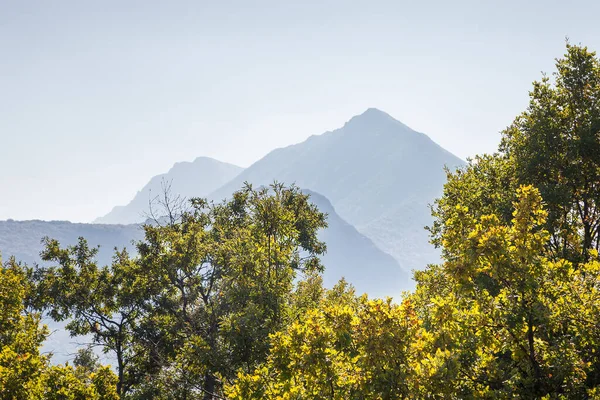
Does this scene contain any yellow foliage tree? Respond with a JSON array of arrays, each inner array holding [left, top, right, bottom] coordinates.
[[226, 281, 423, 399], [0, 257, 119, 400]]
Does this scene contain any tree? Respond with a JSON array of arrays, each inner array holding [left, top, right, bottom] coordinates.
[[0, 257, 47, 398], [36, 182, 327, 399], [421, 42, 600, 397], [131, 182, 327, 399], [501, 43, 600, 262], [415, 186, 600, 397], [35, 240, 144, 396], [0, 256, 118, 400], [431, 43, 600, 265], [429, 153, 517, 250], [73, 346, 101, 374], [226, 280, 423, 399]]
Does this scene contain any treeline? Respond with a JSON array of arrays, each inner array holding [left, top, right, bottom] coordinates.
[[2, 43, 600, 399]]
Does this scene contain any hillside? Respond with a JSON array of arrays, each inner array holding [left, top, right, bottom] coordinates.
[[210, 108, 465, 270], [96, 157, 243, 224], [0, 220, 143, 266], [302, 190, 411, 297]]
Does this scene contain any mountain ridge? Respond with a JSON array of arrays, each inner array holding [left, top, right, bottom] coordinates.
[[302, 189, 411, 296]]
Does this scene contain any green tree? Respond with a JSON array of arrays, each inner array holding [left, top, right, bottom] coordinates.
[[73, 346, 101, 374], [429, 153, 517, 251], [501, 43, 600, 262], [421, 42, 600, 397], [415, 186, 600, 397], [35, 240, 145, 396], [433, 43, 600, 265], [0, 257, 47, 398], [36, 183, 327, 399], [132, 182, 327, 399]]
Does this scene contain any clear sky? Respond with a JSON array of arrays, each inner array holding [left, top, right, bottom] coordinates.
[[1, 0, 599, 222]]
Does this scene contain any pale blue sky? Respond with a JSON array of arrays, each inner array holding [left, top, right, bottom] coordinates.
[[1, 0, 599, 222]]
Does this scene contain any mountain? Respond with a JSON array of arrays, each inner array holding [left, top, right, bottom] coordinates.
[[302, 190, 411, 297], [95, 157, 243, 224], [210, 108, 465, 271]]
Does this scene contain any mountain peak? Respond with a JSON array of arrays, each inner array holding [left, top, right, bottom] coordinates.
[[192, 156, 219, 163], [344, 108, 411, 132], [95, 157, 244, 224], [361, 107, 391, 118]]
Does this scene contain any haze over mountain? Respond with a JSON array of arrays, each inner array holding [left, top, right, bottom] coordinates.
[[210, 108, 465, 270], [301, 190, 411, 297], [96, 157, 243, 224], [0, 220, 144, 267]]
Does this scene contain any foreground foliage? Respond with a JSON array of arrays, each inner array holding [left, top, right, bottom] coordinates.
[[227, 186, 600, 399], [0, 258, 119, 400], [415, 186, 600, 398], [227, 280, 422, 399]]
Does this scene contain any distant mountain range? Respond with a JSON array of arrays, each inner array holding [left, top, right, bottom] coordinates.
[[1, 108, 464, 297], [0, 220, 143, 266], [95, 157, 243, 224]]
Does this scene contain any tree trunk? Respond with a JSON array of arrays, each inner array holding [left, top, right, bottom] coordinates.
[[116, 345, 124, 396], [527, 314, 542, 394], [202, 372, 217, 400]]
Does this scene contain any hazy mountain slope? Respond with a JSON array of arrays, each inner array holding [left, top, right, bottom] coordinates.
[[0, 220, 143, 267], [96, 157, 243, 224], [210, 108, 465, 270], [303, 190, 412, 297]]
